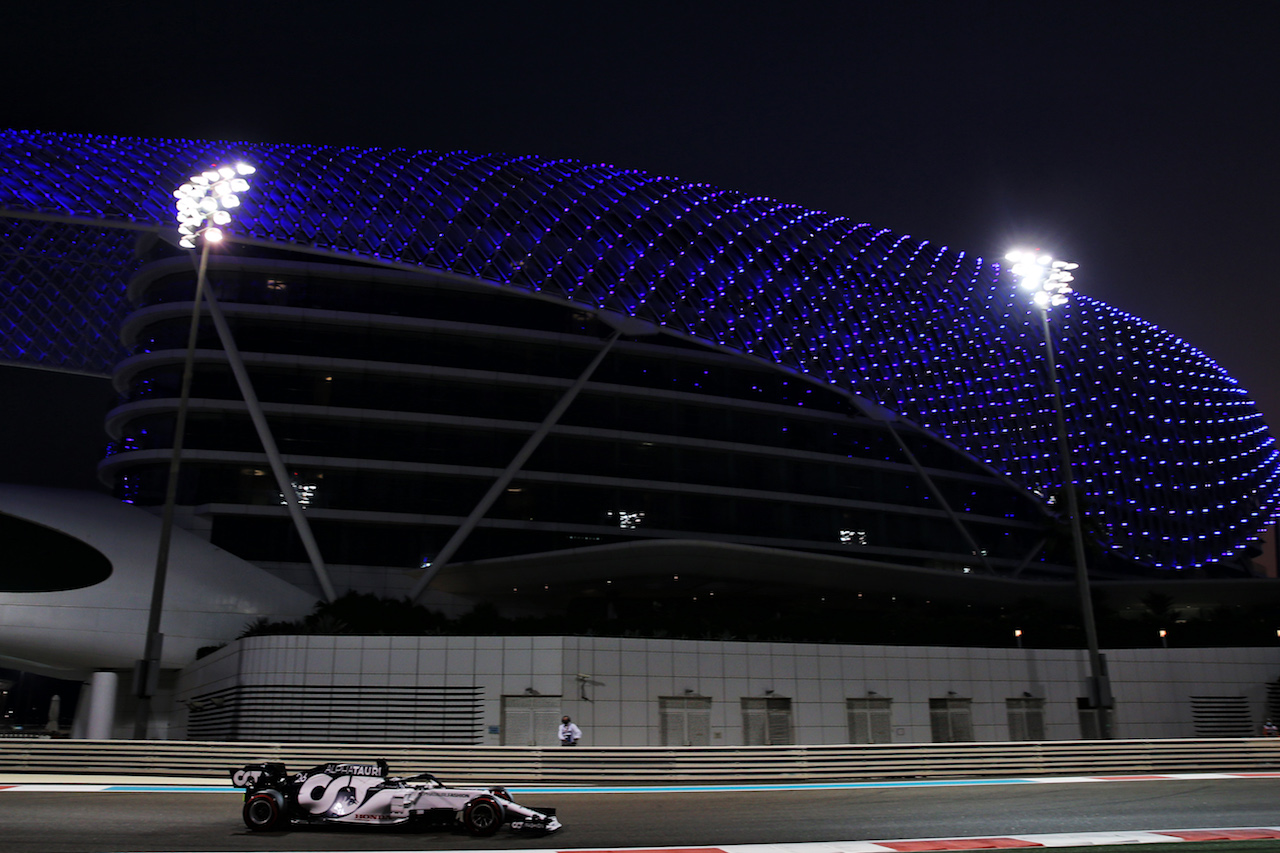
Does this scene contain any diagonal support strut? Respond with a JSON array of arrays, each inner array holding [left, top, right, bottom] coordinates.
[[409, 330, 623, 603]]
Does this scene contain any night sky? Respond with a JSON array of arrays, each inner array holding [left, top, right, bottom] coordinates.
[[6, 2, 1279, 446]]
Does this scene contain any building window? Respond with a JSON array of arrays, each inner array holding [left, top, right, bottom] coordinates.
[[500, 695, 562, 746], [929, 697, 973, 742], [1006, 697, 1045, 741], [1075, 698, 1115, 740], [846, 697, 893, 743], [606, 510, 645, 529], [659, 695, 712, 746], [741, 696, 792, 745]]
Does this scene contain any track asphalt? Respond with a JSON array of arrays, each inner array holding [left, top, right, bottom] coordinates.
[[3, 772, 1278, 851]]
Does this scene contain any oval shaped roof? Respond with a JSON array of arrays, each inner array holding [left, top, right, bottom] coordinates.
[[1, 128, 1276, 572]]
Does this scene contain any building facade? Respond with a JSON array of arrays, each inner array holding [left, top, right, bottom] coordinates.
[[2, 130, 1279, 732], [99, 253, 1058, 604], [169, 634, 1280, 745]]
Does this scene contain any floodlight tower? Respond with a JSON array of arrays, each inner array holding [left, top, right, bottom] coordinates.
[[1007, 249, 1113, 739], [133, 163, 254, 739]]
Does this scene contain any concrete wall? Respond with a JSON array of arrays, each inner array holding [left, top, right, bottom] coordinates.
[[0, 485, 317, 672], [172, 635, 1280, 744]]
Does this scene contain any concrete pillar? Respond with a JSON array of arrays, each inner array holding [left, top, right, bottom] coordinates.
[[86, 671, 118, 739]]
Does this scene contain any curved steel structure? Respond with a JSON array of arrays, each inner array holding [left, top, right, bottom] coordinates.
[[1, 128, 1277, 574]]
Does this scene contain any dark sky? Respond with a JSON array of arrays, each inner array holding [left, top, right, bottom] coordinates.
[[6, 0, 1279, 428]]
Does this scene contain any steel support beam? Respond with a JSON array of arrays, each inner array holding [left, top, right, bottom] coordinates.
[[200, 285, 336, 602], [410, 330, 622, 603], [880, 418, 996, 576]]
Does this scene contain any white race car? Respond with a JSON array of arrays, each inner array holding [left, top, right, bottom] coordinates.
[[230, 760, 561, 835]]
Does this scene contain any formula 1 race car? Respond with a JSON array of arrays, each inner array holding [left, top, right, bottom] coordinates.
[[229, 760, 561, 835]]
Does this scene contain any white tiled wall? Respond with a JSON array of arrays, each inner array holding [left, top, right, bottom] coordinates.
[[173, 636, 1280, 744]]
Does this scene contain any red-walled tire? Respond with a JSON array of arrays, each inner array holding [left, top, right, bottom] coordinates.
[[463, 795, 504, 836], [243, 791, 284, 831]]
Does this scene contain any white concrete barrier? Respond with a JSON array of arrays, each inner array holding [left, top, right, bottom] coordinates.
[[2, 738, 1279, 785]]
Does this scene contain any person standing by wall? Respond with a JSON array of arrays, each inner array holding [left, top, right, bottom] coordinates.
[[559, 715, 582, 746]]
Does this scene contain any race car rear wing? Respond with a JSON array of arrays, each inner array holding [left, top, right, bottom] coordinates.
[[230, 762, 288, 789], [230, 759, 393, 789]]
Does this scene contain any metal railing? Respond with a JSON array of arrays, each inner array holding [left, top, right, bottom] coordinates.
[[3, 738, 1280, 785]]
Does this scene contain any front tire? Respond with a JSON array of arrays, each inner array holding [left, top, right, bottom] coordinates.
[[463, 795, 504, 836], [243, 791, 284, 831]]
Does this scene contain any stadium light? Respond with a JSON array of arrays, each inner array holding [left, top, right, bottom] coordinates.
[[1007, 248, 1112, 738], [173, 162, 254, 247], [134, 162, 254, 738]]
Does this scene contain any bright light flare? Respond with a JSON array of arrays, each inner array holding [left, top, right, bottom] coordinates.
[[173, 159, 254, 247], [1007, 248, 1078, 310]]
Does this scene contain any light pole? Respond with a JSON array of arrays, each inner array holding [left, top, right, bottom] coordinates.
[[133, 163, 254, 739], [1007, 248, 1113, 738]]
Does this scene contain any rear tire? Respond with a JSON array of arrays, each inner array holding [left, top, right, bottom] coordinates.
[[463, 795, 503, 836], [243, 791, 283, 831]]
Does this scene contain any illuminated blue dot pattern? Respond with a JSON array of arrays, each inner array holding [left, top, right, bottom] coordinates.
[[1, 128, 1276, 572], [0, 217, 141, 370]]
